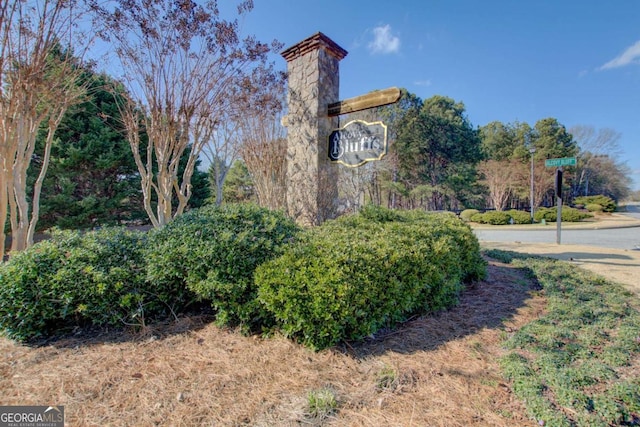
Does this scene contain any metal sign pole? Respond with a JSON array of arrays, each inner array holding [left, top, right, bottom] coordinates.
[[556, 167, 563, 244]]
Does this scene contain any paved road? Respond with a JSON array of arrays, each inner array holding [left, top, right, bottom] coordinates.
[[624, 203, 640, 219], [474, 205, 640, 251]]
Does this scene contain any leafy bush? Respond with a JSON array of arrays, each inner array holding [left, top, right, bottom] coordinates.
[[144, 203, 299, 330], [256, 207, 486, 349], [585, 203, 604, 213], [534, 207, 593, 223], [460, 209, 480, 222], [0, 227, 183, 342], [507, 210, 532, 224], [574, 195, 616, 212], [471, 211, 511, 225]]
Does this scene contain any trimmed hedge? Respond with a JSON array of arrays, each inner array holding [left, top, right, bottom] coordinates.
[[256, 206, 486, 350], [471, 211, 511, 225], [534, 206, 593, 223], [0, 228, 182, 342], [144, 203, 299, 330], [574, 195, 616, 212], [507, 210, 532, 224], [460, 209, 480, 222], [585, 203, 604, 213]]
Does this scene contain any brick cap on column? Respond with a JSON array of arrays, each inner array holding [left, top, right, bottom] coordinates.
[[281, 32, 348, 62]]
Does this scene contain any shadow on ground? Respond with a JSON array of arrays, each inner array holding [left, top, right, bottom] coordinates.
[[346, 257, 541, 358]]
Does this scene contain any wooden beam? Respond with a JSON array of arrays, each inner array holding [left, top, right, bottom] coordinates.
[[328, 87, 401, 117]]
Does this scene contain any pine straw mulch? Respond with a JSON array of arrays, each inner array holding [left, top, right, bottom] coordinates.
[[0, 259, 545, 426]]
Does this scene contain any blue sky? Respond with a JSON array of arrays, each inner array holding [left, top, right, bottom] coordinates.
[[239, 1, 640, 190]]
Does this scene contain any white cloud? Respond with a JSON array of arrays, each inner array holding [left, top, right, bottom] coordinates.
[[414, 79, 432, 87], [599, 40, 640, 70], [368, 24, 400, 54]]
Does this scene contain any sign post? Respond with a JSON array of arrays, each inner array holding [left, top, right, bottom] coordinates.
[[545, 157, 575, 244], [555, 168, 563, 244]]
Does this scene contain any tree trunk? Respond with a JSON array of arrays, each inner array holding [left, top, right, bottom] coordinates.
[[0, 170, 8, 258], [27, 114, 62, 246]]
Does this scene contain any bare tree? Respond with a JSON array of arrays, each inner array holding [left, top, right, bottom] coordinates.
[[238, 112, 287, 211], [0, 0, 89, 255], [477, 159, 518, 210], [91, 0, 279, 227], [570, 125, 623, 197], [513, 159, 554, 210], [201, 117, 242, 206]]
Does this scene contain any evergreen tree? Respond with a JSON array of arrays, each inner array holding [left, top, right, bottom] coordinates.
[[33, 72, 145, 229], [394, 95, 483, 210]]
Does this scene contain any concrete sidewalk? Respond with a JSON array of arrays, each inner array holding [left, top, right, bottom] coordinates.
[[481, 240, 640, 296], [475, 212, 640, 295]]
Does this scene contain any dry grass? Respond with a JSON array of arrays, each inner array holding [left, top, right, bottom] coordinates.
[[1, 260, 543, 426]]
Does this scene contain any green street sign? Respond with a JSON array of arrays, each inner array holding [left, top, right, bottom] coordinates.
[[545, 157, 577, 167]]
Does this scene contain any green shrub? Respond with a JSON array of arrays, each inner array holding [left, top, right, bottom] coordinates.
[[460, 209, 480, 222], [574, 195, 616, 212], [144, 203, 299, 331], [534, 207, 593, 223], [256, 207, 486, 350], [507, 210, 532, 224], [358, 203, 405, 222], [585, 203, 604, 213], [0, 227, 180, 342], [471, 211, 512, 225], [534, 207, 555, 223]]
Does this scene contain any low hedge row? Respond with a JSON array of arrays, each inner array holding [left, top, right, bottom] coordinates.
[[256, 206, 486, 349], [144, 203, 299, 330], [0, 228, 166, 341], [471, 210, 531, 225], [534, 206, 593, 223], [0, 204, 299, 341], [574, 195, 616, 212], [470, 207, 593, 225], [0, 204, 486, 350]]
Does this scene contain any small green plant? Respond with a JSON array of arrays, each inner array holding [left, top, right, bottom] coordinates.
[[376, 365, 398, 391], [307, 388, 338, 418]]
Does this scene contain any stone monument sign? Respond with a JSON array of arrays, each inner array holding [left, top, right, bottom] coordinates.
[[281, 33, 400, 226]]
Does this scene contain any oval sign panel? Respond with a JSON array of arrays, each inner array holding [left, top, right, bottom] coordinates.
[[328, 120, 388, 167]]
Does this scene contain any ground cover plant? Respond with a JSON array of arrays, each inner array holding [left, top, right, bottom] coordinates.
[[486, 249, 640, 426]]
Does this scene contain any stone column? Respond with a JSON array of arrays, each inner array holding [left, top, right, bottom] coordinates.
[[281, 32, 347, 226]]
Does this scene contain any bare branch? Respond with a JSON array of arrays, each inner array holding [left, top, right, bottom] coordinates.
[[91, 0, 280, 226]]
